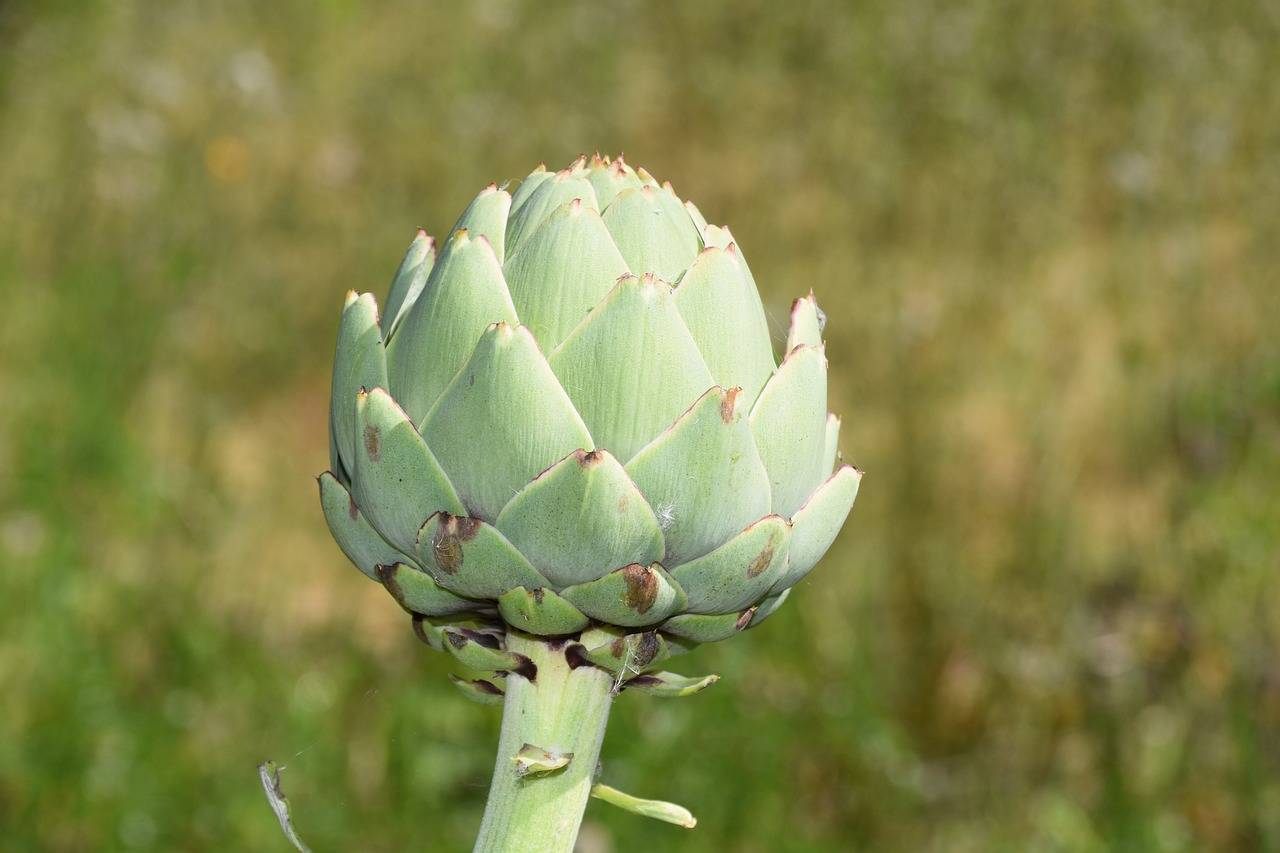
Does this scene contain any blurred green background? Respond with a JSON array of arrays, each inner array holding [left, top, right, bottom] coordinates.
[[2, 1, 1277, 850]]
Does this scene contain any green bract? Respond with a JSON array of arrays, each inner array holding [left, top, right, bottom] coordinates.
[[320, 154, 859, 668]]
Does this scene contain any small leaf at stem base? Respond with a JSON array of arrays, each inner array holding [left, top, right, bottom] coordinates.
[[513, 743, 573, 777], [590, 782, 697, 828]]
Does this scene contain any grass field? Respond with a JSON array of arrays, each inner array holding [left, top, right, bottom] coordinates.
[[1, 1, 1277, 850]]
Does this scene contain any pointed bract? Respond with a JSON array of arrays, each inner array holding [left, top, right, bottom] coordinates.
[[786, 293, 825, 351], [701, 224, 760, 294], [440, 627, 534, 676], [559, 563, 686, 627], [585, 155, 643, 210], [601, 186, 700, 282], [770, 465, 861, 594], [375, 561, 482, 617], [624, 386, 771, 566], [510, 164, 552, 215], [318, 471, 404, 580], [495, 449, 665, 588], [421, 323, 594, 521], [660, 609, 754, 644], [497, 586, 591, 635], [381, 229, 436, 338], [505, 172, 599, 257], [749, 345, 829, 518], [415, 513, 550, 599], [503, 200, 631, 351], [385, 230, 518, 424], [669, 515, 790, 614], [448, 184, 513, 263], [674, 247, 776, 407], [624, 670, 719, 698], [549, 274, 714, 462], [351, 389, 465, 555], [449, 674, 505, 706], [330, 292, 388, 476]]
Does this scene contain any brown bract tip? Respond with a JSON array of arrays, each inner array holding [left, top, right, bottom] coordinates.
[[735, 608, 756, 631], [565, 643, 591, 669], [575, 449, 605, 467], [414, 226, 429, 239]]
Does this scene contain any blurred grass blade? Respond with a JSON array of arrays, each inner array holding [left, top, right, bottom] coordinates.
[[258, 761, 312, 853]]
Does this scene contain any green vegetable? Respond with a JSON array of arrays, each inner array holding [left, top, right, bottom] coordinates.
[[319, 154, 860, 852]]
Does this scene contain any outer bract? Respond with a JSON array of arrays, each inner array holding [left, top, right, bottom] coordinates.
[[321, 154, 859, 658]]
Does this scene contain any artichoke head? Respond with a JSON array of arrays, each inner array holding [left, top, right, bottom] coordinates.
[[320, 155, 859, 668]]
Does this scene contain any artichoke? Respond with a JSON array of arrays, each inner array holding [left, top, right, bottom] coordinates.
[[317, 154, 859, 849]]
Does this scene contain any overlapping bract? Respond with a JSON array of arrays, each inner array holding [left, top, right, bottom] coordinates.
[[321, 154, 859, 655]]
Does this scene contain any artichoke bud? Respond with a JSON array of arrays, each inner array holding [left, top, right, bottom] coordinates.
[[321, 155, 860, 668]]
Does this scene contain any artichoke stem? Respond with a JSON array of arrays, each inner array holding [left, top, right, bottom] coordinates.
[[473, 631, 615, 853]]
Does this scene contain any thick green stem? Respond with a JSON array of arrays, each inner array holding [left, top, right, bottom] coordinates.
[[473, 633, 615, 853]]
